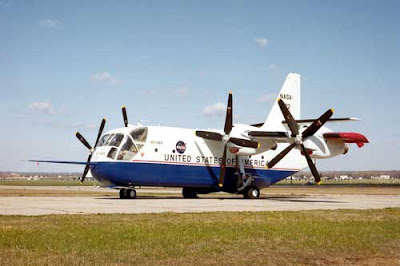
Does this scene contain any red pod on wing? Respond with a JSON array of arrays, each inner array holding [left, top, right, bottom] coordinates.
[[323, 132, 369, 148]]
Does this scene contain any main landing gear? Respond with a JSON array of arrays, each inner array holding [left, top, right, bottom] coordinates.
[[243, 187, 260, 199], [182, 188, 198, 198], [119, 188, 137, 199]]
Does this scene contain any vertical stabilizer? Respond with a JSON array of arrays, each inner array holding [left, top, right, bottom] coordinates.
[[260, 73, 301, 131]]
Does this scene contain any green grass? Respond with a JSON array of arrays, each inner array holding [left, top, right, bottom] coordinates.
[[1, 208, 400, 265]]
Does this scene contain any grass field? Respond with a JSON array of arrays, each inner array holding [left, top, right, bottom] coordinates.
[[1, 209, 399, 265]]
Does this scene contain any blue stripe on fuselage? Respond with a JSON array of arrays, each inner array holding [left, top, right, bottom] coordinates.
[[90, 161, 297, 191]]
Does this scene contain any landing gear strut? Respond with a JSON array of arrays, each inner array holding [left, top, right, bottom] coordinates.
[[119, 188, 137, 199], [243, 187, 260, 199]]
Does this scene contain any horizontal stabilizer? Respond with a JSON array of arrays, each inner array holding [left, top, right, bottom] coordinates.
[[323, 132, 369, 148], [284, 117, 360, 124], [251, 117, 360, 128]]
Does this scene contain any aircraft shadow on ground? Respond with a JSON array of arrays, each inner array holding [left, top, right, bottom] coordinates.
[[95, 195, 345, 203]]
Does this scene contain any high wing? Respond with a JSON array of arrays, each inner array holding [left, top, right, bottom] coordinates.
[[247, 130, 291, 143], [247, 131, 288, 138]]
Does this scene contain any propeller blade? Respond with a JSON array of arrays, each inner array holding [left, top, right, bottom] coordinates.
[[93, 118, 106, 148], [195, 131, 223, 141], [302, 109, 334, 139], [224, 92, 233, 134], [278, 99, 299, 136], [229, 137, 260, 149], [300, 144, 321, 183], [122, 106, 128, 127], [75, 132, 92, 150], [80, 154, 92, 182], [218, 144, 228, 187], [267, 142, 296, 169]]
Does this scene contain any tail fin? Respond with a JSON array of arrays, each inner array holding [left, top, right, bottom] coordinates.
[[260, 73, 301, 131]]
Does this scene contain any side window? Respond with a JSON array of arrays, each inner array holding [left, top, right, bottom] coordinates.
[[107, 147, 118, 159], [117, 136, 138, 161], [98, 134, 110, 146]]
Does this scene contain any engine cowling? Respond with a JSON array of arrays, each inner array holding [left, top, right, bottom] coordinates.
[[303, 136, 347, 159]]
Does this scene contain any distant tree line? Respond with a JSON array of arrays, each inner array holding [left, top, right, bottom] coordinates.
[[294, 171, 400, 179]]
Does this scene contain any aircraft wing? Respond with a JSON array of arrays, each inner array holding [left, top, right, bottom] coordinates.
[[247, 130, 292, 143], [248, 131, 288, 138], [28, 160, 91, 165]]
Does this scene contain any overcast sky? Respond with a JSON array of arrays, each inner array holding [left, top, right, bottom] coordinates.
[[1, 0, 399, 172]]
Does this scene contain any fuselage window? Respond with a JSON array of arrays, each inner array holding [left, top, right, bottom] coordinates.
[[98, 134, 110, 146], [108, 133, 124, 147], [117, 136, 138, 161]]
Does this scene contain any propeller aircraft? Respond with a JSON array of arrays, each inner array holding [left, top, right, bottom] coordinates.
[[31, 73, 369, 199]]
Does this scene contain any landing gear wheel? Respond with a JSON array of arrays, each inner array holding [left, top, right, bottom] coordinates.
[[182, 188, 198, 198], [126, 189, 137, 199], [119, 188, 137, 199], [119, 188, 127, 199], [243, 188, 260, 199]]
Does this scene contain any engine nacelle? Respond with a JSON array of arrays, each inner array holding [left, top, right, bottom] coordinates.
[[304, 137, 347, 159]]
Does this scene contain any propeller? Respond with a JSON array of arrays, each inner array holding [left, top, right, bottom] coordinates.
[[213, 93, 260, 187], [122, 106, 128, 127], [75, 118, 106, 182], [267, 99, 333, 184], [195, 93, 260, 187]]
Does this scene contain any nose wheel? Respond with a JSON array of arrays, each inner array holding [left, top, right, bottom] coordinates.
[[119, 188, 137, 199]]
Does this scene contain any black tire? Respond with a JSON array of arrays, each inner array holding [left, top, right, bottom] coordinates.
[[182, 188, 198, 198], [119, 188, 127, 199], [244, 188, 260, 199], [126, 189, 137, 199]]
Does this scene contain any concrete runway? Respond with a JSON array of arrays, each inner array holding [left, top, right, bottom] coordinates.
[[1, 194, 400, 215]]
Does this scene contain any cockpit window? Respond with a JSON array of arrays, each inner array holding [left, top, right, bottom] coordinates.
[[130, 127, 148, 150], [104, 134, 115, 146], [117, 136, 138, 161], [98, 134, 110, 146], [107, 133, 124, 147]]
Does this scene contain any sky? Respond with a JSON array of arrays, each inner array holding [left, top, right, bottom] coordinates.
[[0, 0, 399, 172]]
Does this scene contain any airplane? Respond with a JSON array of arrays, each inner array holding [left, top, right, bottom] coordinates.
[[31, 73, 369, 199]]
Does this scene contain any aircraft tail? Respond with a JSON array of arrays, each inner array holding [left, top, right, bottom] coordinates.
[[260, 73, 301, 131]]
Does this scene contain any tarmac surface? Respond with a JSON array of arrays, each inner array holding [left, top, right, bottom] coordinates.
[[1, 192, 400, 216]]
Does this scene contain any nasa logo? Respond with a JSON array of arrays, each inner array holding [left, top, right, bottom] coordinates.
[[176, 141, 186, 154]]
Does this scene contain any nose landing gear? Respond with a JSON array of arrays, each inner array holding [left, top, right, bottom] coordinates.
[[119, 188, 137, 199]]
